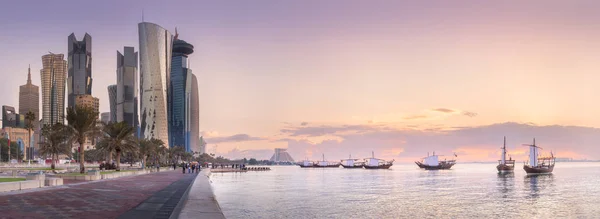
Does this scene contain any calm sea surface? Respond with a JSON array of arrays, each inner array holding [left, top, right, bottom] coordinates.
[[210, 162, 600, 218]]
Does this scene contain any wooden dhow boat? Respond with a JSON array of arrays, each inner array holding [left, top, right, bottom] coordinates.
[[496, 136, 515, 173], [314, 154, 341, 168], [522, 138, 555, 174], [415, 151, 456, 170], [363, 152, 394, 169], [341, 154, 364, 168], [297, 159, 315, 168]]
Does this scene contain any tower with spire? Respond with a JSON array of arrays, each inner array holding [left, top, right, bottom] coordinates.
[[19, 65, 40, 123]]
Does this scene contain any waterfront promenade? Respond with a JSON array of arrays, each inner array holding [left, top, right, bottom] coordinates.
[[173, 169, 226, 219], [0, 169, 221, 219]]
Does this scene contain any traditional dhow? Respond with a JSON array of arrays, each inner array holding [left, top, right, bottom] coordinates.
[[415, 152, 456, 170], [297, 160, 315, 168], [496, 136, 515, 173], [523, 138, 555, 174], [363, 152, 394, 169], [315, 154, 341, 168], [341, 154, 364, 168]]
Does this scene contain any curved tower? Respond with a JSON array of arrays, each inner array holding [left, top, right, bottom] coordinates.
[[67, 33, 92, 110], [138, 22, 173, 146], [168, 32, 196, 151]]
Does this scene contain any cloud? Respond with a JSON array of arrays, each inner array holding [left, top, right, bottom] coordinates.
[[205, 134, 266, 144], [221, 148, 273, 160], [200, 131, 220, 137], [462, 111, 478, 117], [273, 122, 600, 162], [300, 122, 309, 126], [280, 124, 388, 137], [403, 115, 429, 120], [431, 108, 455, 113]]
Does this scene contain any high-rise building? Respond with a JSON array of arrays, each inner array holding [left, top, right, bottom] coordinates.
[[116, 47, 139, 130], [2, 105, 25, 129], [100, 112, 110, 124], [168, 32, 199, 152], [19, 65, 40, 127], [67, 33, 93, 110], [139, 22, 173, 146], [107, 84, 117, 122], [75, 94, 99, 115], [198, 136, 206, 154], [41, 53, 67, 126]]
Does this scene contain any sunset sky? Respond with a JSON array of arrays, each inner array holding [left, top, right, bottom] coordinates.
[[1, 1, 600, 162]]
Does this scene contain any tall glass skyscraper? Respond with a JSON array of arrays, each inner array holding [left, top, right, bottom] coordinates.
[[107, 84, 117, 122], [138, 22, 172, 146], [116, 47, 139, 131], [41, 53, 67, 125], [169, 33, 199, 152], [67, 33, 93, 110]]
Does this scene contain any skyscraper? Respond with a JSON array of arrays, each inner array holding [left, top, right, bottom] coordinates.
[[139, 22, 173, 146], [19, 65, 40, 126], [168, 32, 198, 152], [41, 53, 67, 126], [107, 84, 117, 122], [116, 47, 139, 130], [67, 33, 93, 110]]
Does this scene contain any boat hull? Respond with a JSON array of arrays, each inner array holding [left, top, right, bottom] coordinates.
[[314, 164, 340, 168], [422, 163, 454, 170], [341, 164, 364, 168], [298, 165, 314, 168], [415, 161, 426, 168], [364, 164, 393, 169], [523, 165, 554, 174], [496, 164, 514, 172]]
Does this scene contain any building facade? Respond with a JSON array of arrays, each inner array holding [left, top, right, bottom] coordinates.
[[41, 54, 67, 126], [75, 95, 99, 114], [107, 84, 117, 122], [116, 47, 139, 130], [100, 112, 110, 124], [0, 127, 31, 160], [19, 65, 40, 126], [168, 35, 198, 152], [269, 148, 295, 163], [138, 22, 173, 146], [2, 105, 25, 129], [67, 33, 93, 110]]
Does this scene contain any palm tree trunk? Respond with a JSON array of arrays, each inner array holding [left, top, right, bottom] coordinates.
[[116, 151, 121, 171], [51, 154, 56, 170], [79, 139, 85, 174], [142, 155, 147, 170], [28, 129, 31, 160]]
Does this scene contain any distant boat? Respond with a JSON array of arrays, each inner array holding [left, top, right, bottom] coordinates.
[[496, 136, 515, 173], [415, 151, 456, 170], [297, 159, 315, 168], [341, 154, 364, 168], [314, 154, 341, 168], [522, 138, 555, 174], [363, 152, 394, 169]]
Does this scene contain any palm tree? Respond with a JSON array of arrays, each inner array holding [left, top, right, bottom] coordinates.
[[24, 111, 36, 161], [39, 123, 72, 171], [168, 146, 185, 165], [96, 122, 138, 171], [65, 106, 101, 174]]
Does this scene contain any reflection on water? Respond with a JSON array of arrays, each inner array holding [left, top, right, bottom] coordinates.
[[212, 163, 600, 218], [524, 174, 554, 200], [497, 172, 514, 197]]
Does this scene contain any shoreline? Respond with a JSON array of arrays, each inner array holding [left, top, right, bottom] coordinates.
[[172, 169, 226, 219]]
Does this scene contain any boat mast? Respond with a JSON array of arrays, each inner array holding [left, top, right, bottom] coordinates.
[[501, 136, 506, 165], [322, 154, 325, 162], [372, 151, 374, 158]]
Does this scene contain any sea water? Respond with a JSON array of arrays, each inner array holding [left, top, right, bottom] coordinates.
[[211, 162, 600, 218]]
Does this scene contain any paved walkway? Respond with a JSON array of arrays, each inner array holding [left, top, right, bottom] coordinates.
[[173, 169, 225, 219], [0, 169, 198, 219]]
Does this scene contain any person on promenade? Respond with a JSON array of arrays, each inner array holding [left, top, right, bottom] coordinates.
[[173, 163, 176, 170], [182, 162, 186, 174], [191, 164, 196, 173], [156, 163, 160, 172], [188, 163, 191, 173]]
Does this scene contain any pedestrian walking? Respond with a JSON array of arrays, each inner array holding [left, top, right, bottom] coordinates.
[[182, 162, 186, 174], [191, 164, 196, 173]]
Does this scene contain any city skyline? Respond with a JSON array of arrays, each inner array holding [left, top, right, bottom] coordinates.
[[2, 1, 600, 161]]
